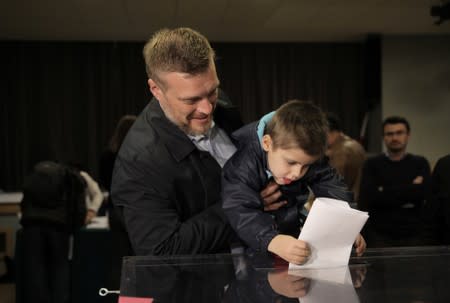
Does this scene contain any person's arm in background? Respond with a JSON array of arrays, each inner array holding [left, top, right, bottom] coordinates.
[[79, 171, 104, 224], [358, 158, 403, 211], [381, 157, 431, 207]]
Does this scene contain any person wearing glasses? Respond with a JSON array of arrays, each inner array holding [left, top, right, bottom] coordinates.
[[359, 116, 431, 247]]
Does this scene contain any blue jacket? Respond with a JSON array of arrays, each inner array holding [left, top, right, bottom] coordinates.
[[222, 117, 352, 252]]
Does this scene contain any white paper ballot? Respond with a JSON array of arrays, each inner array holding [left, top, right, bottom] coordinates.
[[300, 275, 360, 303], [86, 216, 109, 229], [287, 266, 360, 303], [289, 197, 368, 269]]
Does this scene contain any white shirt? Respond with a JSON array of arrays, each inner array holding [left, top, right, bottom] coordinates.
[[188, 121, 237, 167]]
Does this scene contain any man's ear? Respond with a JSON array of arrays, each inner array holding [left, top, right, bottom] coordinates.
[[262, 134, 272, 152], [148, 79, 162, 101]]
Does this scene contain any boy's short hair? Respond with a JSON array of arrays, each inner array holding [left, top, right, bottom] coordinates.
[[265, 100, 328, 156], [142, 27, 215, 87], [382, 116, 410, 133]]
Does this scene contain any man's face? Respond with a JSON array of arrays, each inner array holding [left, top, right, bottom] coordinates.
[[262, 135, 319, 185], [383, 123, 410, 153], [148, 63, 220, 136]]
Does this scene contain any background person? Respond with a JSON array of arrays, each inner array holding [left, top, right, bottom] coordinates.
[[359, 116, 431, 247]]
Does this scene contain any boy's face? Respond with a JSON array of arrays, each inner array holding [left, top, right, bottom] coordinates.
[[262, 135, 319, 185]]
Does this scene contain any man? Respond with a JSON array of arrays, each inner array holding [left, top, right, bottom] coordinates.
[[111, 28, 280, 256], [326, 113, 366, 204], [430, 154, 450, 244], [359, 116, 431, 247]]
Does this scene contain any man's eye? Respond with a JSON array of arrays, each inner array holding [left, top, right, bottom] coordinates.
[[209, 90, 218, 98], [184, 99, 198, 105]]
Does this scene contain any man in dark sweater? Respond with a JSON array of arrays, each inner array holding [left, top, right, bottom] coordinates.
[[359, 116, 431, 247]]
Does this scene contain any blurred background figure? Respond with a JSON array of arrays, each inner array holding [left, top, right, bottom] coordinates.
[[17, 161, 88, 303], [359, 116, 431, 247], [99, 114, 137, 227], [99, 115, 137, 196], [326, 113, 366, 204], [430, 154, 450, 244], [98, 114, 137, 291]]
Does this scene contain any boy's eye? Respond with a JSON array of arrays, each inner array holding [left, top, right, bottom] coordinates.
[[287, 161, 297, 165]]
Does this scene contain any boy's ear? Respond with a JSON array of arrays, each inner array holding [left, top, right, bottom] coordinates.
[[261, 135, 272, 152]]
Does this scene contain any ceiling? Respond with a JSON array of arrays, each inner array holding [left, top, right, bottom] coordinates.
[[1, 0, 450, 42]]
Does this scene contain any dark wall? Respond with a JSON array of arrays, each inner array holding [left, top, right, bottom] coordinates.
[[1, 40, 376, 190]]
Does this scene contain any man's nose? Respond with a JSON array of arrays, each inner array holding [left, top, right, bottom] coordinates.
[[197, 98, 214, 114]]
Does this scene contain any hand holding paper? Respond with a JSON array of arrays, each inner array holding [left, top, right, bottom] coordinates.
[[289, 198, 369, 269]]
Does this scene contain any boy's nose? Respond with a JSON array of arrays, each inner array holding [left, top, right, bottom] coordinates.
[[291, 165, 304, 180]]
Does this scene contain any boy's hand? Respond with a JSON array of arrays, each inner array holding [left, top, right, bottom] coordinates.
[[354, 234, 366, 256], [268, 270, 311, 298], [261, 180, 287, 211], [268, 235, 310, 265]]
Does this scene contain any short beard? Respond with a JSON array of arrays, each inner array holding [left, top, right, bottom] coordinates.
[[387, 146, 404, 154], [182, 120, 212, 136]]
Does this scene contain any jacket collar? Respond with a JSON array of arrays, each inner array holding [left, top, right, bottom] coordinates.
[[145, 99, 196, 162]]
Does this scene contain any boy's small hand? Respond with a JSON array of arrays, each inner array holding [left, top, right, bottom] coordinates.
[[268, 270, 311, 298], [261, 180, 287, 211], [268, 235, 310, 265], [354, 234, 366, 256]]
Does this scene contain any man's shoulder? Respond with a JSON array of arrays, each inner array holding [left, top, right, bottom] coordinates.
[[406, 153, 429, 165], [120, 111, 159, 156], [366, 153, 386, 163], [436, 154, 450, 168]]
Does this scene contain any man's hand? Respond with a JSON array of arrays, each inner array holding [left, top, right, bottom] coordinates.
[[412, 176, 423, 184], [260, 180, 286, 211], [268, 270, 311, 298], [354, 234, 366, 257], [268, 235, 310, 265]]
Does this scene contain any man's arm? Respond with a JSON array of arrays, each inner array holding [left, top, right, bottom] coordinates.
[[383, 158, 431, 206], [358, 159, 404, 210], [112, 156, 234, 256]]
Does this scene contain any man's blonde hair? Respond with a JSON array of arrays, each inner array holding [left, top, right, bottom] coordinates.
[[143, 27, 215, 87], [265, 100, 328, 157]]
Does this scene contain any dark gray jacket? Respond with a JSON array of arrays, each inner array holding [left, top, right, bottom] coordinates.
[[112, 98, 243, 255], [222, 121, 352, 252]]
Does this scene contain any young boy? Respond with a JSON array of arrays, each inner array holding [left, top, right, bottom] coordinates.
[[222, 100, 365, 264]]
